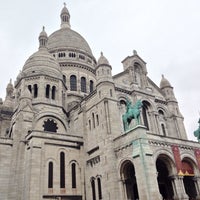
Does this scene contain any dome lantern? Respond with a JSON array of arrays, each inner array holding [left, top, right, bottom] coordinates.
[[60, 3, 71, 29], [39, 26, 48, 49]]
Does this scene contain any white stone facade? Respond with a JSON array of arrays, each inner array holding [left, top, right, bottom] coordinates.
[[0, 4, 200, 200]]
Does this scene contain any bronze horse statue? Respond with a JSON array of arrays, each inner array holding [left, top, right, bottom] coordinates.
[[122, 99, 143, 131]]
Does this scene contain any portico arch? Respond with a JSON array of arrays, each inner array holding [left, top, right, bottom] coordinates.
[[182, 158, 198, 199], [156, 155, 174, 199], [120, 160, 139, 200]]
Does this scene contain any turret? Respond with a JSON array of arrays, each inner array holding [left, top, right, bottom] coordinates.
[[96, 52, 113, 84], [39, 26, 48, 49], [96, 52, 116, 99], [160, 75, 187, 139], [3, 79, 14, 108], [160, 74, 177, 102]]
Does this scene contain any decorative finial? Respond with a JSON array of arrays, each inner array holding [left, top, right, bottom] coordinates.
[[100, 52, 103, 56], [42, 26, 45, 31], [133, 50, 137, 55], [64, 2, 66, 7], [162, 74, 164, 78]]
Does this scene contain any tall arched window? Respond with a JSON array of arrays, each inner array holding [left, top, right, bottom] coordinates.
[[28, 85, 32, 93], [142, 101, 150, 130], [161, 123, 166, 136], [81, 77, 86, 93], [63, 75, 66, 84], [96, 115, 99, 126], [46, 84, 50, 98], [134, 63, 142, 86], [97, 177, 102, 199], [60, 152, 65, 188], [89, 120, 91, 130], [33, 84, 38, 98], [90, 80, 94, 93], [48, 162, 53, 188], [52, 86, 56, 100], [72, 163, 76, 188], [91, 178, 96, 200], [92, 113, 95, 128], [70, 75, 77, 91]]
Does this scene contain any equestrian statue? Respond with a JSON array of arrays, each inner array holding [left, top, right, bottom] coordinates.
[[122, 99, 143, 131], [194, 118, 200, 142]]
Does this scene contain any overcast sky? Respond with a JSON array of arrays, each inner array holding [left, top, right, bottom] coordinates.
[[0, 0, 200, 141]]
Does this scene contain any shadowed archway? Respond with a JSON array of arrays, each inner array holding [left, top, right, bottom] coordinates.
[[120, 161, 139, 200]]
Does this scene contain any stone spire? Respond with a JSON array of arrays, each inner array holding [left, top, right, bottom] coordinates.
[[96, 52, 113, 83], [6, 79, 14, 97], [39, 26, 48, 49], [3, 79, 14, 108], [60, 3, 71, 29]]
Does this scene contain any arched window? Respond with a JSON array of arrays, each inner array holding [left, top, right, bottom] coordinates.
[[97, 177, 102, 199], [46, 84, 50, 98], [92, 113, 95, 128], [33, 84, 38, 98], [52, 86, 56, 100], [89, 120, 91, 130], [110, 89, 113, 97], [48, 162, 53, 188], [90, 80, 94, 93], [60, 152, 65, 188], [161, 123, 166, 136], [71, 163, 76, 188], [96, 115, 99, 126], [28, 85, 32, 93], [91, 178, 96, 200], [81, 77, 86, 93], [63, 75, 66, 84], [142, 101, 150, 130], [134, 63, 142, 85], [70, 75, 77, 91]]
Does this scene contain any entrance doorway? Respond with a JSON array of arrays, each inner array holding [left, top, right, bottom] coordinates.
[[121, 161, 139, 200], [156, 158, 174, 199]]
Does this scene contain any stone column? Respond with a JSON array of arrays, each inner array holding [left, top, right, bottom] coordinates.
[[170, 175, 188, 200], [193, 176, 200, 199], [119, 179, 127, 200], [132, 130, 162, 200]]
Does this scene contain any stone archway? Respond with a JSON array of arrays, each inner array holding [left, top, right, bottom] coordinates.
[[120, 161, 139, 200], [182, 159, 197, 199], [156, 158, 174, 199]]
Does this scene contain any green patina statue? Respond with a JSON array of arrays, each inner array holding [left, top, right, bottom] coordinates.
[[122, 99, 143, 131], [194, 118, 200, 142]]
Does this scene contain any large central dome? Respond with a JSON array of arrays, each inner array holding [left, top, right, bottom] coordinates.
[[47, 27, 93, 55], [47, 4, 94, 58]]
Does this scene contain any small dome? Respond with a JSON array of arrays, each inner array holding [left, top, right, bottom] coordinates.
[[39, 26, 47, 38], [22, 28, 62, 79], [22, 48, 62, 79], [97, 52, 110, 66], [61, 3, 70, 15], [160, 75, 172, 89]]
